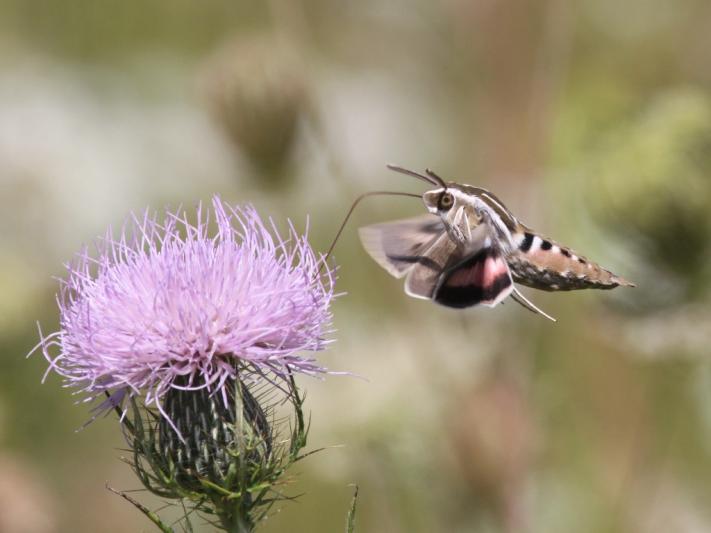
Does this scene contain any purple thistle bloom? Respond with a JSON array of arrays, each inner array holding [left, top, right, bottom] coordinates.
[[33, 196, 336, 419]]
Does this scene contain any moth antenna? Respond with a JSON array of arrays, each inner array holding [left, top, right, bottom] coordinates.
[[424, 168, 447, 189], [320, 190, 422, 272], [511, 287, 557, 322], [386, 164, 444, 188]]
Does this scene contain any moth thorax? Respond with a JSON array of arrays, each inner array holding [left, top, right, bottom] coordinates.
[[158, 375, 273, 490]]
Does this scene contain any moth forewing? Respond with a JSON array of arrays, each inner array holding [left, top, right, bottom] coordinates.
[[358, 214, 444, 279], [404, 230, 460, 299]]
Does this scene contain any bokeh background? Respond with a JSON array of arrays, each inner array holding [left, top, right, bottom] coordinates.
[[2, 1, 711, 532]]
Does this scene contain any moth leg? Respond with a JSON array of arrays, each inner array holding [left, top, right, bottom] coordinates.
[[459, 207, 474, 242], [478, 209, 511, 251], [447, 206, 469, 245], [511, 286, 557, 322]]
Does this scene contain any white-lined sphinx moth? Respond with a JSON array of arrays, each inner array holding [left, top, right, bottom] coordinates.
[[356, 165, 634, 322]]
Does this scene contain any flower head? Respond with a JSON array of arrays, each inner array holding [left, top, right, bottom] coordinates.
[[35, 196, 335, 417]]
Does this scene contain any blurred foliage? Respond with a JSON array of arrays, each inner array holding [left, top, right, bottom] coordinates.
[[0, 0, 266, 62], [1, 1, 711, 532], [202, 34, 309, 183], [587, 89, 711, 303]]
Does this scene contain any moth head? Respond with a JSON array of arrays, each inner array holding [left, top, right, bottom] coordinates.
[[385, 164, 480, 222], [423, 188, 453, 214]]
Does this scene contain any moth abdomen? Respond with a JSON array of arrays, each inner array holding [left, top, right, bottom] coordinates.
[[508, 229, 634, 291]]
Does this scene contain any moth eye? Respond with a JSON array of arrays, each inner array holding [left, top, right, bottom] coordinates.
[[439, 192, 454, 210]]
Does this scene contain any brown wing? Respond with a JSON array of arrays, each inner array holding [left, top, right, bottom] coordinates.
[[359, 214, 444, 278], [404, 230, 461, 299]]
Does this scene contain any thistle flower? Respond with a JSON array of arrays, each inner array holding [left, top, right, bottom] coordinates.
[[34, 196, 335, 421], [31, 197, 337, 530]]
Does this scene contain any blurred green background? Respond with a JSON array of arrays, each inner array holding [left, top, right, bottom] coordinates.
[[2, 1, 711, 532]]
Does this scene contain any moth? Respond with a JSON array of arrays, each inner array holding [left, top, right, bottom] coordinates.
[[353, 165, 634, 322]]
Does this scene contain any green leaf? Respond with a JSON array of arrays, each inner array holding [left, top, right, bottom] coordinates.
[[345, 485, 359, 533]]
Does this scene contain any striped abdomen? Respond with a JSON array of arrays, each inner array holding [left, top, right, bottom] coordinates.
[[506, 228, 634, 291]]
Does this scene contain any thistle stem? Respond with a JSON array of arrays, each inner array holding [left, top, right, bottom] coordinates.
[[214, 371, 255, 532], [218, 510, 254, 533]]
